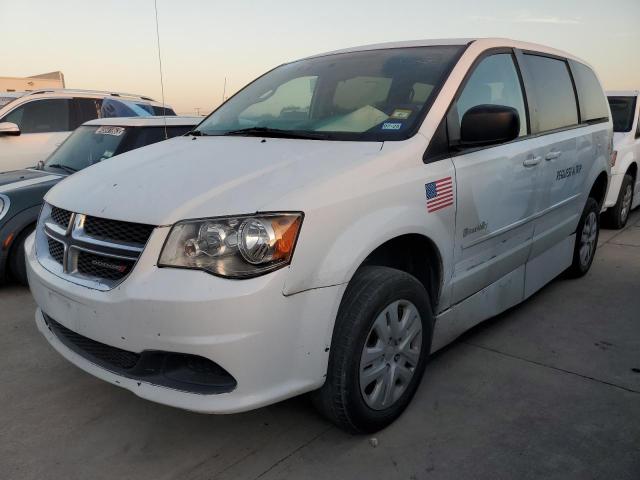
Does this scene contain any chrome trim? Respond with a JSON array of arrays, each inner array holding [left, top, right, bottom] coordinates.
[[36, 204, 152, 291], [0, 194, 10, 221]]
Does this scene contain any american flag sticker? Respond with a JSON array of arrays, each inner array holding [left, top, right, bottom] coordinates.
[[425, 177, 454, 213]]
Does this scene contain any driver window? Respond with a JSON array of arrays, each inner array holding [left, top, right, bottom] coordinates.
[[239, 76, 317, 127], [454, 54, 527, 138], [2, 99, 71, 134]]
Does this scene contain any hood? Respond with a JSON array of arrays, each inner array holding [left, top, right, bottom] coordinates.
[[0, 169, 63, 193], [45, 136, 383, 225]]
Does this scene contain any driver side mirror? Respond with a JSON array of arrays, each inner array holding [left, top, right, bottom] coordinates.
[[459, 104, 519, 148], [0, 122, 20, 136]]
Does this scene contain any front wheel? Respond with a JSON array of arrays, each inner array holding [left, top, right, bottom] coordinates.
[[9, 225, 35, 286], [311, 266, 433, 433], [566, 197, 600, 278]]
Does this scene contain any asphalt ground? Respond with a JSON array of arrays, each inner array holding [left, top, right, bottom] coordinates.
[[1, 211, 639, 480]]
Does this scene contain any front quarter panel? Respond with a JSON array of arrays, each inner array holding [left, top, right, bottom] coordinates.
[[278, 134, 456, 310]]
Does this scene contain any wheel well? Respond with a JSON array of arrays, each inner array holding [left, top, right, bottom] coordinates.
[[360, 234, 442, 310], [8, 222, 36, 259], [589, 172, 608, 208], [627, 162, 637, 181]]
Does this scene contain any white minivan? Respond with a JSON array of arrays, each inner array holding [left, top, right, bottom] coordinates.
[[27, 38, 611, 433]]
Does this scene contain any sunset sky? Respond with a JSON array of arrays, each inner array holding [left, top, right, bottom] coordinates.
[[2, 0, 638, 114]]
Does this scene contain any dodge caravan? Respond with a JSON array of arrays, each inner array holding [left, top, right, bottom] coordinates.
[[26, 38, 612, 433]]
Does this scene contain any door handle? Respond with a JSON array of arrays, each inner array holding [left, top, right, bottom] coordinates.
[[545, 151, 562, 161], [523, 155, 542, 167]]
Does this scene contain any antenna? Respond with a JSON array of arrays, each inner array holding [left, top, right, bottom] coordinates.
[[222, 77, 227, 104], [154, 0, 168, 139]]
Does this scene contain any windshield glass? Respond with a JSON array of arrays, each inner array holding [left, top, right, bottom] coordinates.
[[195, 45, 464, 141], [44, 125, 129, 173], [608, 96, 637, 132]]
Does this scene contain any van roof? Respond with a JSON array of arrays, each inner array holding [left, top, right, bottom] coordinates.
[[83, 116, 202, 127], [303, 37, 586, 65]]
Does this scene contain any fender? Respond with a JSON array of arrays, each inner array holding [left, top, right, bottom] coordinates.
[[0, 205, 41, 280]]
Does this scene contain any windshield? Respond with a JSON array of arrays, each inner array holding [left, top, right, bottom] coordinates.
[[44, 125, 129, 173], [195, 46, 464, 141], [608, 96, 637, 132]]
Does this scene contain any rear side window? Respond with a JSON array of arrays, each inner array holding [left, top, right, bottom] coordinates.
[[607, 96, 637, 132], [521, 54, 578, 132], [570, 61, 608, 122], [1, 99, 71, 133], [72, 97, 103, 129]]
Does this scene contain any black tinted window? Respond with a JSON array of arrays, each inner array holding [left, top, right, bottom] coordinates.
[[570, 61, 608, 122], [152, 106, 176, 116], [120, 126, 191, 152], [522, 55, 578, 132], [72, 97, 103, 128], [607, 96, 637, 132], [2, 99, 71, 133]]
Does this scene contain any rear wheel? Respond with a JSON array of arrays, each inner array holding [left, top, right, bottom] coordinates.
[[311, 266, 433, 433], [603, 174, 634, 229], [9, 225, 35, 286], [566, 197, 599, 278]]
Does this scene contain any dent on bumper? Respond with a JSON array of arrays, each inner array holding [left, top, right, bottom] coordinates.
[[26, 233, 346, 413]]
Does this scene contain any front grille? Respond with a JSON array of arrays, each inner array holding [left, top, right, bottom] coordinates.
[[43, 314, 237, 394], [51, 207, 72, 229], [47, 237, 64, 264], [45, 315, 140, 369], [37, 203, 156, 290], [77, 251, 134, 281], [84, 216, 154, 246]]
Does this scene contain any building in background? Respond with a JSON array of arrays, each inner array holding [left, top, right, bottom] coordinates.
[[0, 71, 65, 92]]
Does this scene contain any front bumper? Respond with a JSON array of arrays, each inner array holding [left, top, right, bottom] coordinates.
[[26, 230, 345, 413], [604, 172, 625, 209]]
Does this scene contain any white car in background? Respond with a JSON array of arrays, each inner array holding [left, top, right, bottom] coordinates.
[[0, 92, 27, 109], [27, 38, 611, 433], [604, 91, 640, 228], [0, 89, 175, 173]]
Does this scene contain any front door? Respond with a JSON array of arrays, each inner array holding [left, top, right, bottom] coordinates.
[[448, 52, 542, 304], [0, 98, 72, 171]]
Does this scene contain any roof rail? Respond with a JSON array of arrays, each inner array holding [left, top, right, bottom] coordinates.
[[24, 88, 156, 102]]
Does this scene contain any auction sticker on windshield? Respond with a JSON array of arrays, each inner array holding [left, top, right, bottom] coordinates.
[[95, 126, 125, 136]]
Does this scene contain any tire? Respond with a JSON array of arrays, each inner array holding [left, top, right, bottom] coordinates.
[[311, 266, 433, 434], [566, 197, 600, 278], [9, 225, 35, 286], [603, 174, 634, 229]]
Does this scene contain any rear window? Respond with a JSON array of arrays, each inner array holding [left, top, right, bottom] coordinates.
[[570, 61, 609, 122], [521, 54, 578, 132], [607, 96, 637, 132]]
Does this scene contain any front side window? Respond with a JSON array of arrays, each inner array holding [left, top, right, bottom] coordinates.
[[2, 99, 71, 133], [452, 53, 528, 138], [195, 46, 464, 141], [607, 96, 637, 132], [521, 54, 578, 133], [43, 125, 129, 173]]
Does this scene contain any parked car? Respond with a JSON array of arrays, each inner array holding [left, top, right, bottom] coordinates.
[[603, 91, 639, 228], [0, 89, 176, 172], [0, 116, 199, 285], [26, 38, 611, 433]]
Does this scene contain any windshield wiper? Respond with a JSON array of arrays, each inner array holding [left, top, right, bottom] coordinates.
[[46, 164, 77, 174], [186, 130, 207, 136], [223, 127, 326, 140]]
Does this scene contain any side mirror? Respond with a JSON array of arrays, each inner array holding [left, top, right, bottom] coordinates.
[[0, 122, 20, 136], [460, 104, 519, 148]]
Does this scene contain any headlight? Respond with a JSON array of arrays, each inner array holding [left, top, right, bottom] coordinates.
[[158, 213, 303, 278], [0, 194, 9, 221]]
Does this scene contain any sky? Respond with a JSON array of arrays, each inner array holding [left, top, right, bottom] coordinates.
[[1, 0, 638, 114]]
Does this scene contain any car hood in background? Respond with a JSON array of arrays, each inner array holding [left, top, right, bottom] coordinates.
[[0, 169, 63, 193], [45, 136, 384, 225]]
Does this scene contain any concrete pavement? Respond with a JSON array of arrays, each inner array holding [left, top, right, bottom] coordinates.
[[1, 211, 639, 480]]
